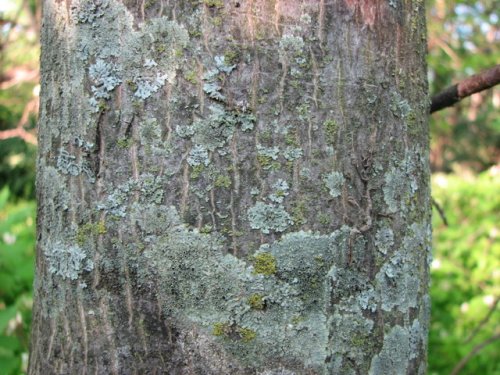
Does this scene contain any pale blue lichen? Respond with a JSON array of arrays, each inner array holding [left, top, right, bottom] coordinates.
[[133, 73, 168, 99], [323, 171, 345, 198], [187, 145, 210, 167], [96, 182, 132, 217], [368, 325, 410, 375], [390, 91, 412, 119], [383, 167, 405, 213], [56, 148, 95, 183], [72, 0, 109, 24], [189, 105, 256, 152], [268, 179, 290, 204], [257, 145, 280, 160], [247, 202, 293, 234], [88, 59, 121, 111], [203, 82, 225, 101], [374, 224, 425, 312], [202, 56, 236, 102], [175, 124, 196, 139], [283, 146, 303, 161], [250, 187, 260, 196], [214, 55, 236, 74], [328, 311, 375, 373], [374, 227, 394, 255], [56, 149, 80, 176], [44, 241, 94, 280], [137, 173, 164, 204], [239, 113, 256, 132], [279, 34, 305, 54]]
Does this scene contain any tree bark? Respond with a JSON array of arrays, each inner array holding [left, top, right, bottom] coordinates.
[[30, 0, 431, 374]]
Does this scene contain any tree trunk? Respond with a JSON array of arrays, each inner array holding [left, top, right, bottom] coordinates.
[[30, 0, 431, 374]]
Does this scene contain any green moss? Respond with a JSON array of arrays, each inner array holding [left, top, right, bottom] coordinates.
[[144, 0, 156, 9], [190, 164, 205, 179], [252, 252, 277, 276], [260, 130, 273, 143], [223, 48, 239, 65], [323, 119, 337, 144], [214, 174, 231, 188], [247, 293, 265, 310], [200, 224, 213, 234], [211, 16, 223, 27], [204, 0, 224, 7], [285, 132, 299, 147], [76, 221, 107, 246], [213, 322, 230, 336], [291, 201, 307, 227], [185, 70, 198, 84], [126, 79, 138, 91], [117, 137, 133, 149], [319, 213, 331, 226], [156, 44, 166, 53], [238, 327, 257, 342]]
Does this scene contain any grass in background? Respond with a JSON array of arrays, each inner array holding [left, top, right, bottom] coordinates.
[[430, 168, 500, 375], [0, 188, 35, 374]]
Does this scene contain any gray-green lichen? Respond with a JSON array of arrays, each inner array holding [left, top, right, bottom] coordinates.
[[268, 179, 290, 204], [283, 146, 303, 161], [247, 202, 293, 234], [71, 0, 108, 25], [44, 241, 94, 281], [374, 227, 394, 255], [186, 105, 256, 154], [323, 171, 345, 198], [202, 56, 236, 102], [368, 323, 417, 375], [56, 145, 95, 183], [137, 215, 352, 370], [383, 151, 421, 213], [187, 145, 211, 167], [88, 58, 121, 111]]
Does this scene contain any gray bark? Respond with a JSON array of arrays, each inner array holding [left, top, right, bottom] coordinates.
[[30, 0, 431, 374]]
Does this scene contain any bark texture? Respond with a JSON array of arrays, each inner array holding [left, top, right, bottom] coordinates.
[[30, 0, 431, 374]]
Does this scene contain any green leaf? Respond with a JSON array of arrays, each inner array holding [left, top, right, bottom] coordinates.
[[0, 306, 17, 333], [0, 188, 9, 210], [0, 335, 21, 352]]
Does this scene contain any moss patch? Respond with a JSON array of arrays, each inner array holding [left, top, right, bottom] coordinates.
[[252, 252, 277, 276]]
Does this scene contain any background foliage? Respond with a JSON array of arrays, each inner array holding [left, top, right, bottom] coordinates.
[[0, 0, 498, 373]]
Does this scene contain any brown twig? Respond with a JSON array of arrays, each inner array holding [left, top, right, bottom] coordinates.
[[464, 296, 499, 344], [430, 65, 500, 113], [0, 127, 37, 145], [431, 197, 448, 226], [449, 333, 500, 375]]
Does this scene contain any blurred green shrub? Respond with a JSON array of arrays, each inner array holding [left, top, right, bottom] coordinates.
[[430, 169, 500, 374], [0, 187, 35, 374]]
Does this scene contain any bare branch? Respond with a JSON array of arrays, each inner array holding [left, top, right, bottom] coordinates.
[[430, 65, 500, 113], [0, 127, 37, 145], [431, 197, 448, 226], [450, 333, 500, 375], [464, 296, 499, 344]]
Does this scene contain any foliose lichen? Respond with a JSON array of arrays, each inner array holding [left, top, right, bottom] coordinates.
[[187, 145, 211, 167], [88, 59, 121, 112], [44, 241, 94, 280], [374, 227, 394, 255], [247, 202, 293, 234], [202, 56, 236, 102], [323, 171, 345, 198], [283, 146, 303, 161], [268, 179, 290, 204]]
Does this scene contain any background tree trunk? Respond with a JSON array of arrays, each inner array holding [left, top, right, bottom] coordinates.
[[29, 0, 431, 374]]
